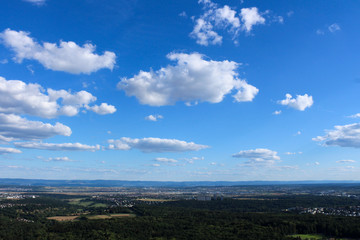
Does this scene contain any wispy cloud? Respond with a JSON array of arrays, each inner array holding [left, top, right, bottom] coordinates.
[[233, 148, 280, 166], [336, 160, 356, 164], [108, 137, 209, 153], [0, 147, 22, 154], [14, 142, 101, 151], [45, 157, 74, 162], [0, 113, 71, 141], [313, 123, 360, 148], [23, 0, 46, 6], [328, 23, 341, 33]]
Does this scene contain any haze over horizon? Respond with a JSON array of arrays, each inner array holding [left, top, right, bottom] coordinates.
[[0, 0, 359, 181]]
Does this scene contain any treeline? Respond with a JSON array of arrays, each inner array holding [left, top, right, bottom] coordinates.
[[1, 196, 360, 239], [157, 196, 360, 212]]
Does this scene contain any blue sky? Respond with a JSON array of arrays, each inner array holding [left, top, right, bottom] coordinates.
[[0, 0, 359, 181]]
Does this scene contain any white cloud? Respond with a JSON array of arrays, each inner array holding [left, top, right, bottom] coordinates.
[[313, 123, 360, 148], [232, 81, 259, 102], [240, 7, 265, 32], [0, 113, 71, 141], [336, 160, 356, 164], [273, 110, 282, 115], [0, 147, 21, 154], [14, 142, 100, 151], [23, 0, 46, 6], [151, 163, 161, 167], [349, 113, 360, 118], [108, 137, 209, 153], [215, 5, 241, 29], [145, 114, 163, 122], [190, 18, 223, 46], [285, 152, 295, 155], [154, 157, 178, 163], [278, 93, 313, 111], [191, 1, 272, 45], [86, 103, 116, 115], [233, 148, 280, 165], [316, 29, 325, 35], [46, 157, 74, 162], [284, 151, 302, 155], [328, 23, 340, 33], [179, 11, 187, 18], [315, 161, 320, 165], [118, 52, 258, 106], [182, 156, 205, 164], [0, 76, 115, 118], [0, 29, 116, 74]]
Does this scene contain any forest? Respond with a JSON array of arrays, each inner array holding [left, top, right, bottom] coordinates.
[[1, 193, 360, 239]]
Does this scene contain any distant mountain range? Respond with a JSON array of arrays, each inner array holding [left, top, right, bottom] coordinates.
[[0, 178, 360, 187]]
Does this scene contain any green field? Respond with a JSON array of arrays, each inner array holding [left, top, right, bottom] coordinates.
[[68, 199, 108, 208], [289, 234, 324, 239]]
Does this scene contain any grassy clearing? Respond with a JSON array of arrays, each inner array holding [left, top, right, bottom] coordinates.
[[87, 215, 112, 220], [91, 203, 108, 207], [68, 199, 108, 208], [137, 198, 174, 202], [47, 216, 79, 221], [289, 234, 324, 239], [110, 213, 136, 218], [48, 213, 135, 221], [87, 214, 135, 220]]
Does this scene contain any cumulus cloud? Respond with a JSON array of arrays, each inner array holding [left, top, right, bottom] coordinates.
[[118, 52, 258, 106], [328, 23, 341, 33], [154, 157, 178, 163], [0, 76, 116, 118], [273, 110, 282, 115], [233, 148, 280, 165], [240, 7, 265, 32], [313, 123, 360, 148], [278, 93, 313, 111], [0, 147, 22, 154], [14, 142, 100, 151], [108, 137, 209, 153], [190, 18, 223, 46], [191, 0, 272, 45], [0, 113, 71, 141], [0, 29, 116, 74], [336, 160, 356, 164], [217, 6, 241, 27], [86, 103, 117, 115], [145, 114, 163, 122]]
